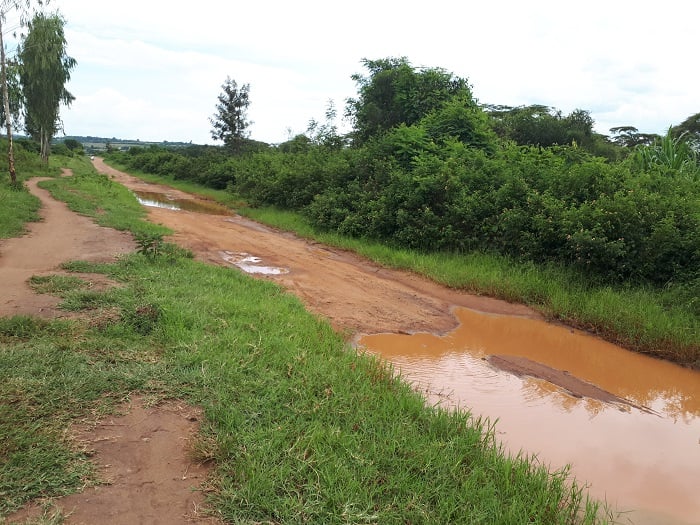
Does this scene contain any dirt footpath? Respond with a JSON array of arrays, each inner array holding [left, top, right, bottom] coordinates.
[[0, 172, 134, 318]]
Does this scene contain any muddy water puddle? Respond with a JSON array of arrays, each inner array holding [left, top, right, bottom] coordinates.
[[134, 191, 232, 215], [359, 308, 700, 524], [220, 251, 289, 275]]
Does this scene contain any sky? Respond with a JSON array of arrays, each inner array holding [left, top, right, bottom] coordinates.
[[10, 0, 698, 145]]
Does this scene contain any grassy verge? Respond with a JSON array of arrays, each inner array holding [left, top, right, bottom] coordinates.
[[0, 162, 606, 523], [40, 156, 170, 238]]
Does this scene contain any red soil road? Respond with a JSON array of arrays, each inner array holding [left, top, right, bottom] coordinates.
[[93, 157, 540, 336], [0, 172, 135, 318]]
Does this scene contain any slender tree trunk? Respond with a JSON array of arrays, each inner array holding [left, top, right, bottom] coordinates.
[[40, 127, 49, 164], [0, 18, 17, 183]]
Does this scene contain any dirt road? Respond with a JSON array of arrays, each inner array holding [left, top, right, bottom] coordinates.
[[94, 157, 540, 337]]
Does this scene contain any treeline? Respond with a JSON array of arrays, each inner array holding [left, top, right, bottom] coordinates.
[[108, 57, 700, 301]]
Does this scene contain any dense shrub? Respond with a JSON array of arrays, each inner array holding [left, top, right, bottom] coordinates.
[[108, 127, 699, 289]]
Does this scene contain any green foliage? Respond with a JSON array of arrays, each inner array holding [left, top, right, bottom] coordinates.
[[134, 231, 164, 258], [670, 111, 700, 150], [62, 138, 82, 151], [104, 57, 700, 294], [634, 127, 699, 176], [210, 76, 251, 153], [18, 11, 76, 164], [609, 126, 659, 148], [346, 57, 480, 144]]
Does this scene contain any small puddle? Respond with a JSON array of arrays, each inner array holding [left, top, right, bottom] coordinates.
[[134, 191, 232, 215], [220, 251, 289, 275], [358, 308, 700, 524]]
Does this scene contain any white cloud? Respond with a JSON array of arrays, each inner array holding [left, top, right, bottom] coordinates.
[[47, 0, 700, 144]]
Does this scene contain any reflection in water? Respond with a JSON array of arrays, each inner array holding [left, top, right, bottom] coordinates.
[[220, 251, 289, 275], [359, 308, 700, 525], [134, 191, 232, 215]]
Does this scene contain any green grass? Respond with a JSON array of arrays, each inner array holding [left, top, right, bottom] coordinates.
[[28, 275, 89, 295], [38, 156, 170, 238], [0, 253, 605, 523], [0, 159, 607, 523], [0, 143, 59, 239]]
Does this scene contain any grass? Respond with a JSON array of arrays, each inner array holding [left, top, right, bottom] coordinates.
[[1, 253, 605, 524], [39, 156, 170, 238], [0, 143, 58, 239], [0, 157, 608, 523]]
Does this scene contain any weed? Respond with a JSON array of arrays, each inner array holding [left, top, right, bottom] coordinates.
[[134, 232, 164, 259], [29, 275, 87, 295]]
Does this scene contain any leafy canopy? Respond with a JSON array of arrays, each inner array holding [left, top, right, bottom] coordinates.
[[346, 57, 479, 144], [210, 76, 251, 153], [18, 11, 76, 163]]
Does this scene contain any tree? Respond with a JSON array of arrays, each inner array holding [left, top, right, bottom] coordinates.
[[670, 112, 700, 151], [0, 0, 48, 182], [609, 126, 658, 148], [210, 77, 251, 153], [18, 11, 75, 164], [346, 57, 476, 144]]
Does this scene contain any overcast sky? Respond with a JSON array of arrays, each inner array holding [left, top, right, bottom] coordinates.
[[14, 0, 698, 145]]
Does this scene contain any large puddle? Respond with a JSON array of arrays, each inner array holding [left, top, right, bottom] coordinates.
[[359, 308, 700, 525], [134, 191, 232, 215]]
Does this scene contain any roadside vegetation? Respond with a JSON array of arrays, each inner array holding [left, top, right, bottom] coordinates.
[[0, 154, 607, 523], [0, 140, 50, 238], [104, 57, 700, 366]]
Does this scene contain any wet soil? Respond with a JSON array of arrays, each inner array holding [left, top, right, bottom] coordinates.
[[486, 354, 655, 413], [95, 158, 541, 336], [8, 397, 220, 525], [359, 307, 700, 524]]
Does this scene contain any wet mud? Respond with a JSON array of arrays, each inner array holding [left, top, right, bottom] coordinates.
[[134, 190, 232, 215], [359, 308, 700, 524], [486, 354, 657, 414]]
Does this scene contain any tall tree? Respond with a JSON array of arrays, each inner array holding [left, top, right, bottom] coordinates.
[[18, 10, 75, 164], [346, 57, 476, 144], [210, 77, 251, 153], [0, 0, 47, 182]]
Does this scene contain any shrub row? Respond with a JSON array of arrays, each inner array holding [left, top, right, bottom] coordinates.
[[113, 140, 700, 287]]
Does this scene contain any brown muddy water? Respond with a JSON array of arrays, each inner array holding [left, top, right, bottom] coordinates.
[[359, 308, 700, 525], [134, 190, 232, 215]]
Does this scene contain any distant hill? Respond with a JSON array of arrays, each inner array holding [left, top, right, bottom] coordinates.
[[57, 136, 197, 153]]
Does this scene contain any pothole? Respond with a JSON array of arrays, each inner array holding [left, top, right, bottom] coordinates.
[[220, 251, 289, 275]]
